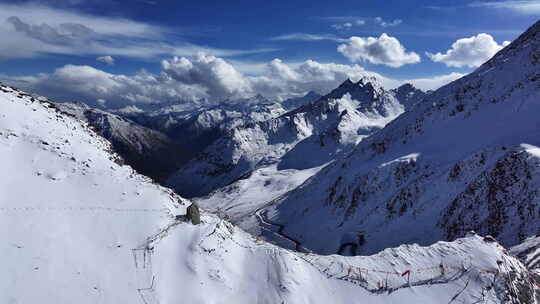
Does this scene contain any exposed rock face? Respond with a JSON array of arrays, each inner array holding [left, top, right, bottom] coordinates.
[[187, 203, 201, 225], [511, 235, 540, 271], [391, 83, 427, 111], [56, 102, 189, 182]]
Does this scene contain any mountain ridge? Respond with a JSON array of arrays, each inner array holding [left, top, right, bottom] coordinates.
[[167, 77, 421, 198], [251, 20, 540, 256]]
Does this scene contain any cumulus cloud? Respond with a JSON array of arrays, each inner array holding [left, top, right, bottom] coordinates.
[[96, 56, 115, 65], [7, 64, 208, 108], [251, 59, 384, 99], [374, 17, 403, 27], [469, 1, 540, 14], [2, 54, 256, 108], [427, 33, 510, 68], [161, 54, 253, 99], [2, 54, 462, 109], [2, 55, 381, 106], [337, 34, 421, 67]]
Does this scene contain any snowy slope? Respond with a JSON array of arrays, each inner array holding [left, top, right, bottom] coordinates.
[[0, 84, 185, 303], [151, 224, 539, 304], [253, 20, 540, 256], [195, 164, 326, 222], [57, 102, 188, 181], [168, 77, 415, 198], [0, 83, 538, 303]]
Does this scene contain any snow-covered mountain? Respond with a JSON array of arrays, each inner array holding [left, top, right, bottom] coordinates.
[[391, 83, 428, 111], [3, 83, 538, 303], [248, 20, 540, 256], [56, 102, 189, 182], [118, 95, 288, 159], [168, 77, 419, 199]]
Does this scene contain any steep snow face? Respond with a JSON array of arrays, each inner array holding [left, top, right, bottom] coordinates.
[[168, 78, 409, 198], [0, 84, 186, 303], [0, 83, 538, 303], [260, 21, 540, 256], [57, 102, 188, 182]]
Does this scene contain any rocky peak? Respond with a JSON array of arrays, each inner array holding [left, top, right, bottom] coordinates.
[[338, 78, 354, 88], [325, 76, 385, 101], [392, 83, 426, 111]]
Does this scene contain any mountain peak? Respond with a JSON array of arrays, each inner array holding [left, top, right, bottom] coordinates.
[[392, 83, 426, 111], [304, 90, 321, 99], [338, 78, 355, 88], [476, 19, 540, 74], [357, 76, 381, 88], [324, 75, 386, 102]]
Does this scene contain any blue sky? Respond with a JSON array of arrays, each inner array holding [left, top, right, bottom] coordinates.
[[0, 0, 538, 107]]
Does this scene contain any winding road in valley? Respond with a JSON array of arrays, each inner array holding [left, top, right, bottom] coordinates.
[[255, 209, 308, 253]]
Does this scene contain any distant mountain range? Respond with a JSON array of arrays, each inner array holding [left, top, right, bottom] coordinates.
[[167, 78, 425, 198]]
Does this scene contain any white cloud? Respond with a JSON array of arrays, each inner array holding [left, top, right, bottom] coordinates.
[[0, 3, 162, 39], [1, 55, 463, 108], [374, 17, 403, 27], [241, 59, 386, 100], [426, 33, 510, 68], [0, 3, 275, 59], [96, 56, 115, 65], [337, 34, 421, 67], [1, 56, 382, 106], [5, 64, 208, 107], [331, 19, 366, 30], [161, 53, 253, 99], [332, 22, 353, 30], [469, 1, 540, 14], [270, 33, 345, 42]]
